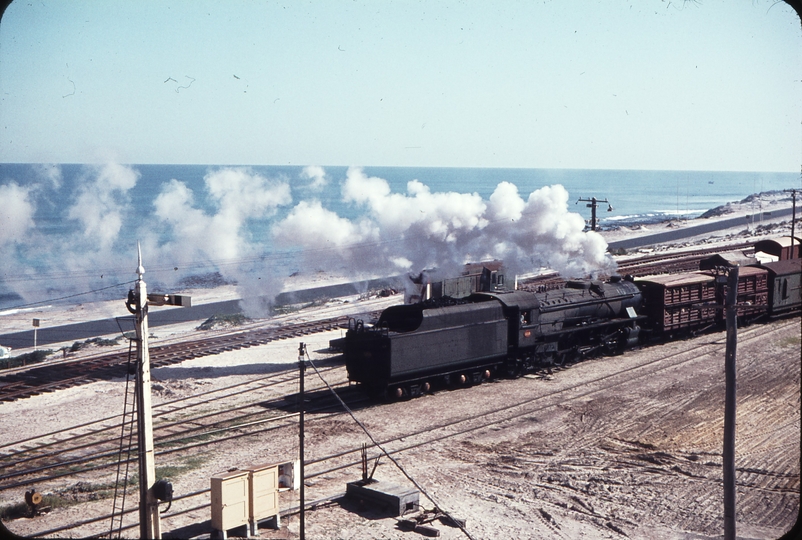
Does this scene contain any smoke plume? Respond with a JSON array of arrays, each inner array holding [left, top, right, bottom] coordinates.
[[272, 166, 616, 286], [0, 183, 36, 248], [150, 167, 292, 292], [1, 163, 615, 315]]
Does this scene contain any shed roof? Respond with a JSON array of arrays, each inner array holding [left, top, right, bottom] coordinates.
[[464, 260, 504, 274], [699, 266, 766, 279]]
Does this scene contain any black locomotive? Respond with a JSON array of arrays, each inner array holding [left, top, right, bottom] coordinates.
[[343, 248, 802, 400], [344, 276, 643, 398]]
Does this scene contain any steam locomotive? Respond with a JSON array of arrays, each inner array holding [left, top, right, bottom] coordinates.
[[342, 251, 801, 399]]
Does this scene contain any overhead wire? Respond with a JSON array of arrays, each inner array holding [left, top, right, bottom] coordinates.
[[0, 204, 551, 287], [1, 280, 137, 312], [109, 339, 137, 539], [303, 346, 476, 540], [0, 201, 573, 320]]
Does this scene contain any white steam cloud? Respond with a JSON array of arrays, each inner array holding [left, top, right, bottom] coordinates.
[[273, 166, 615, 283], [300, 165, 328, 190], [0, 163, 141, 310], [0, 182, 36, 247], [151, 167, 291, 281], [1, 163, 614, 316], [68, 163, 140, 250]]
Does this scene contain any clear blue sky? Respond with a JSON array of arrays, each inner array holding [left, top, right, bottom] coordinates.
[[0, 0, 799, 171]]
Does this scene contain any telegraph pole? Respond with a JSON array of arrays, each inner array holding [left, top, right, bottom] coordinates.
[[577, 197, 612, 232], [786, 189, 798, 258]]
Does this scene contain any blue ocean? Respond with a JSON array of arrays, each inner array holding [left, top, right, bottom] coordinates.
[[0, 163, 798, 312]]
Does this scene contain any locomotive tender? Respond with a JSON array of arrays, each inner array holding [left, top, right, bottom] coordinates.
[[343, 250, 801, 399]]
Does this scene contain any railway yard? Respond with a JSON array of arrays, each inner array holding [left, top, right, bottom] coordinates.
[[0, 212, 800, 539]]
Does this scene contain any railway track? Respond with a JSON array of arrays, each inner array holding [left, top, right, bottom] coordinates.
[[0, 370, 364, 491], [304, 318, 798, 475], [614, 241, 755, 276], [0, 315, 356, 404]]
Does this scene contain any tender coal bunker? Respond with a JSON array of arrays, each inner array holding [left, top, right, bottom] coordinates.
[[377, 304, 425, 333]]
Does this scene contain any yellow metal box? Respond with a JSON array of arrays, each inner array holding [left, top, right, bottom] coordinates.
[[210, 469, 250, 533], [246, 463, 279, 521]]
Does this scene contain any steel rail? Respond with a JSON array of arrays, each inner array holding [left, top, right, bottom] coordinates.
[[0, 315, 353, 403], [302, 319, 797, 477], [5, 316, 793, 488], [0, 364, 336, 464], [0, 386, 366, 490], [0, 371, 339, 472]]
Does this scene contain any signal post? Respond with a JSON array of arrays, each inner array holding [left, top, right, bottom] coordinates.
[[126, 245, 189, 539]]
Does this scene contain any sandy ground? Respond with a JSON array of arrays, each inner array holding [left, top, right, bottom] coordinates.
[[0, 192, 799, 539], [1, 318, 798, 539]]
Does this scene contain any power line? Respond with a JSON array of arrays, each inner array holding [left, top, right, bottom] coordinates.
[[1, 280, 136, 311], [0, 205, 580, 286]]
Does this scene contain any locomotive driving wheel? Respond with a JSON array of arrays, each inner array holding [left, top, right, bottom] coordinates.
[[504, 362, 521, 378], [602, 330, 627, 355], [540, 353, 556, 367]]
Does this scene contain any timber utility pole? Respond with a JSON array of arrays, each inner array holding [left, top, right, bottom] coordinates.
[[697, 265, 742, 540], [126, 244, 190, 539], [576, 197, 613, 232], [298, 342, 306, 540], [722, 266, 739, 540], [785, 188, 798, 258]]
